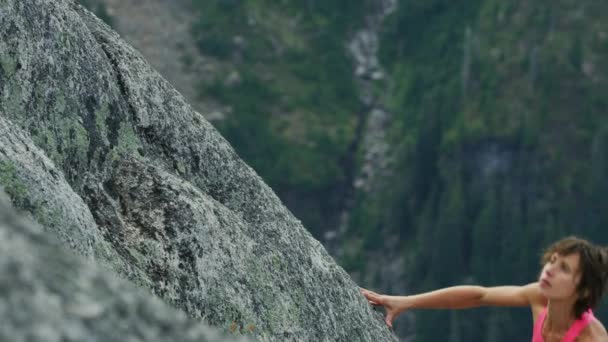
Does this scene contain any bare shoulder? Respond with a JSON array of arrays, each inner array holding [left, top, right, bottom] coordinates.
[[578, 318, 608, 342], [521, 282, 546, 305], [519, 283, 547, 319]]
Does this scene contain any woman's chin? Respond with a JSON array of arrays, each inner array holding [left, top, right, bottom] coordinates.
[[538, 282, 553, 297]]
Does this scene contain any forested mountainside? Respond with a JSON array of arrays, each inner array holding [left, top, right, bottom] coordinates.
[[80, 1, 608, 341]]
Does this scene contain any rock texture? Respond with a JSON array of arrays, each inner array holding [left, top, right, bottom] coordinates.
[[0, 0, 396, 340], [0, 191, 244, 342], [100, 0, 228, 121]]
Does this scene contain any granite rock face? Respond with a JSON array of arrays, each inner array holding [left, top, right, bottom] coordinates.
[[0, 191, 244, 342], [0, 0, 396, 340]]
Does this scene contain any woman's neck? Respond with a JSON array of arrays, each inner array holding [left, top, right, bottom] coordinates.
[[545, 299, 577, 333]]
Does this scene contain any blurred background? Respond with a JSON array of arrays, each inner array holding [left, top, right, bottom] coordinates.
[[79, 0, 608, 340]]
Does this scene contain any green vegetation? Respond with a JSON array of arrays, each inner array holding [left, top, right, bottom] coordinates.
[[0, 53, 18, 78], [0, 161, 28, 208], [0, 161, 62, 230], [191, 0, 365, 237], [113, 121, 142, 160], [188, 0, 608, 340], [349, 1, 608, 340]]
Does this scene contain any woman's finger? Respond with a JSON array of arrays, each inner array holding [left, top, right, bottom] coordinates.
[[385, 312, 395, 328], [360, 288, 385, 305], [364, 291, 382, 302]]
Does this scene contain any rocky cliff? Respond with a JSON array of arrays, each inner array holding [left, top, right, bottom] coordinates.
[[0, 0, 396, 340], [0, 190, 244, 342]]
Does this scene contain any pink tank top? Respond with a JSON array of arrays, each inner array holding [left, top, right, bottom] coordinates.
[[532, 307, 594, 342]]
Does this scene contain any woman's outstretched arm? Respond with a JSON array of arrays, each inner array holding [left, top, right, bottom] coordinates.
[[360, 283, 543, 328]]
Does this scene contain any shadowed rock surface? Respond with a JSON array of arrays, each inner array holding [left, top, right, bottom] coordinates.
[[0, 191, 245, 342], [0, 0, 396, 340]]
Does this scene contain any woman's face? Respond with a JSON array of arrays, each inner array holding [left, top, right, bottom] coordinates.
[[538, 252, 581, 301]]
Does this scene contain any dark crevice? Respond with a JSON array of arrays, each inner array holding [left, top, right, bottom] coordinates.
[[82, 96, 101, 167], [82, 182, 138, 267], [94, 34, 139, 128], [103, 103, 119, 147]]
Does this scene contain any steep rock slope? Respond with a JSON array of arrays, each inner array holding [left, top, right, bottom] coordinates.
[[0, 191, 244, 342], [0, 0, 395, 340]]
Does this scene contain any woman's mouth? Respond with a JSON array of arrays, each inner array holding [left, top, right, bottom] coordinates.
[[540, 278, 551, 288]]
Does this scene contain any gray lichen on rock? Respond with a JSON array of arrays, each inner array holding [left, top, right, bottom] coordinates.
[[0, 191, 246, 342], [0, 115, 99, 258]]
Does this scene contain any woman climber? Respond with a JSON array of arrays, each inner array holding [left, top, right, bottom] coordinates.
[[361, 236, 608, 341]]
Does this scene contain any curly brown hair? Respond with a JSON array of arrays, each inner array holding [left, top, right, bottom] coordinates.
[[540, 236, 608, 318]]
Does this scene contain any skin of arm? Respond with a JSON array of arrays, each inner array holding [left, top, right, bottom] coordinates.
[[361, 283, 545, 328], [579, 319, 608, 341]]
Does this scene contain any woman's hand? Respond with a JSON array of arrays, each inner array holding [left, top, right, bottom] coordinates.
[[360, 288, 406, 328]]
